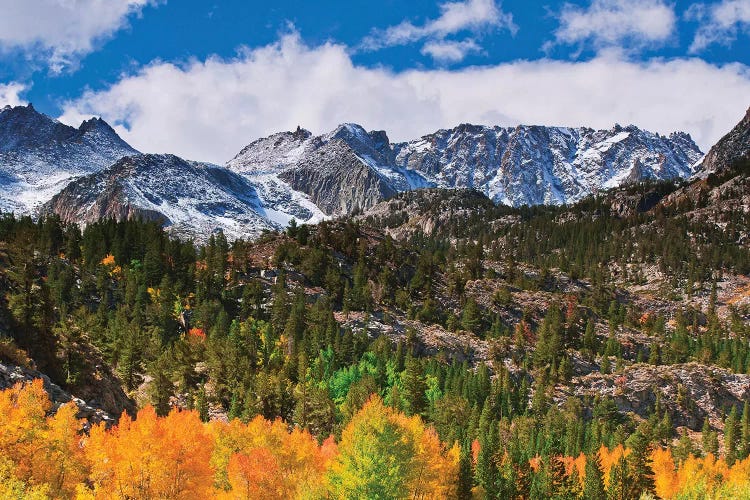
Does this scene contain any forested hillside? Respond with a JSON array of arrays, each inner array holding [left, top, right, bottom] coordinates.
[[0, 153, 749, 498]]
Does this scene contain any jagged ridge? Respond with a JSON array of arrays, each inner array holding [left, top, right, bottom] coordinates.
[[228, 121, 703, 215]]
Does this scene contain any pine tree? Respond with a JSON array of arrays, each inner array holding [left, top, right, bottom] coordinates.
[[626, 427, 654, 498], [148, 355, 173, 417], [401, 355, 428, 417], [457, 444, 474, 499], [583, 318, 597, 358], [725, 406, 739, 465], [584, 452, 606, 500], [740, 401, 750, 460], [673, 428, 696, 464], [461, 297, 483, 335], [196, 385, 210, 422], [475, 421, 499, 497], [701, 417, 719, 457], [530, 458, 552, 499], [606, 455, 628, 500]]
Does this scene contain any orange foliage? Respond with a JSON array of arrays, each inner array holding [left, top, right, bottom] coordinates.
[[651, 447, 679, 499], [84, 406, 215, 499], [561, 453, 587, 486], [188, 327, 207, 341], [100, 254, 115, 267], [0, 380, 86, 497], [471, 438, 481, 465], [320, 434, 339, 463], [209, 416, 330, 498], [0, 379, 85, 495], [225, 449, 281, 499], [5, 382, 747, 500]]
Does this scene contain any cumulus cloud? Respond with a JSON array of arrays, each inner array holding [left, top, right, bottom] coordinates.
[[687, 0, 750, 52], [550, 0, 676, 53], [0, 82, 26, 107], [0, 0, 157, 73], [59, 33, 750, 163], [361, 0, 515, 63]]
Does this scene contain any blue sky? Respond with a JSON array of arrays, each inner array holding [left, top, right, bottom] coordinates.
[[0, 0, 748, 162]]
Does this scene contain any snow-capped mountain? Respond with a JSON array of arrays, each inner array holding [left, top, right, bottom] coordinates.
[[44, 154, 285, 242], [0, 104, 138, 214], [229, 122, 703, 213], [3, 101, 707, 242], [227, 124, 401, 216], [393, 123, 702, 206]]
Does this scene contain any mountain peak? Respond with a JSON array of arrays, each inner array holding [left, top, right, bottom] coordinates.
[[77, 116, 121, 138], [0, 104, 138, 214], [699, 106, 750, 174], [327, 123, 370, 143]]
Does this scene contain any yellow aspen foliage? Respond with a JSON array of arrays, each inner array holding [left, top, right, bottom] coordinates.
[[0, 379, 50, 481], [328, 396, 459, 500], [725, 456, 750, 488], [224, 449, 282, 500], [83, 406, 214, 499], [37, 402, 88, 495], [0, 380, 86, 497], [650, 447, 679, 499], [209, 416, 329, 499], [391, 412, 460, 499], [0, 456, 51, 500]]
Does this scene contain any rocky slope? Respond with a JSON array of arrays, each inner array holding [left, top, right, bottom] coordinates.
[[44, 154, 284, 242], [359, 188, 502, 239], [0, 359, 134, 424], [228, 124, 417, 217], [560, 363, 750, 430], [278, 138, 398, 215], [659, 108, 750, 222], [0, 104, 138, 214], [699, 106, 750, 175]]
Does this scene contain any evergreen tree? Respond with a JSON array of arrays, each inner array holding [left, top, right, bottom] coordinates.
[[461, 297, 483, 335], [725, 406, 739, 465], [740, 401, 750, 460], [606, 456, 628, 500], [401, 355, 428, 417], [702, 417, 719, 457], [457, 444, 474, 499], [584, 452, 606, 500]]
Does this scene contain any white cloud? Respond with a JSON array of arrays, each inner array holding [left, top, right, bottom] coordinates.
[[688, 0, 750, 52], [59, 33, 750, 164], [420, 39, 482, 63], [0, 82, 26, 107], [0, 0, 157, 73], [361, 0, 515, 63], [551, 0, 676, 53]]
